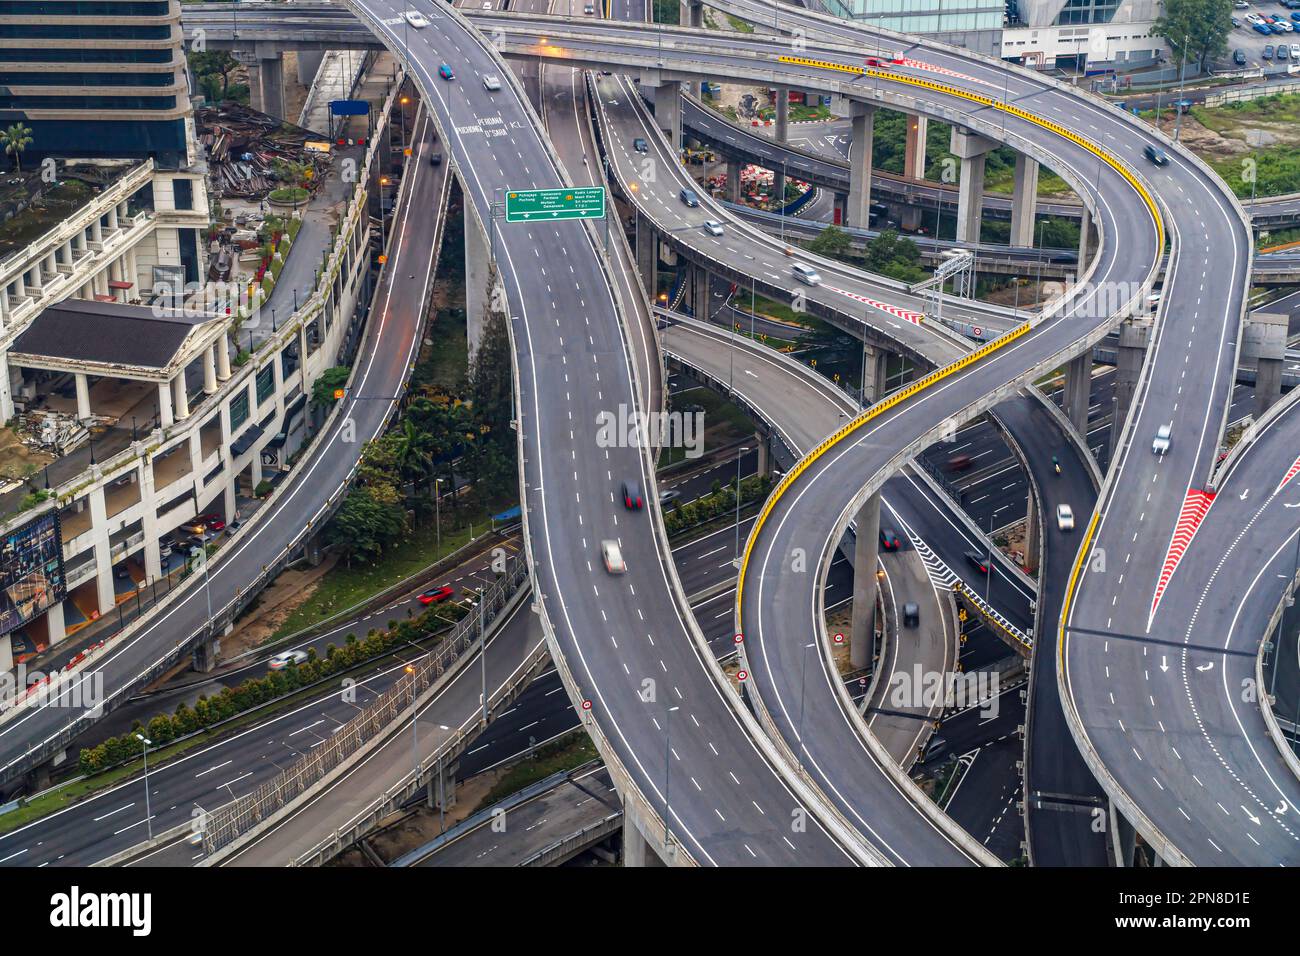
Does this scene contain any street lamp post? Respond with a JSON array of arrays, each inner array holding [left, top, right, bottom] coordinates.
[[1173, 35, 1190, 143], [434, 476, 443, 551], [797, 641, 815, 769], [405, 664, 419, 783], [135, 734, 153, 840], [478, 586, 488, 725]]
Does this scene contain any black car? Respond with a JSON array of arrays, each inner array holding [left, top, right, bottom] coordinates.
[[879, 527, 901, 551], [902, 602, 919, 628], [1233, 48, 1248, 65], [964, 550, 991, 574], [633, 137, 648, 153], [1144, 144, 1169, 166], [621, 479, 643, 510], [429, 151, 443, 167], [679, 187, 700, 207]]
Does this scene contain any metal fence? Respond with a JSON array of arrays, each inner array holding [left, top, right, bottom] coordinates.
[[200, 551, 528, 855], [1205, 79, 1300, 108]]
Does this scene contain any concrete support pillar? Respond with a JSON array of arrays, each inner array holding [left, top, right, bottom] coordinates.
[[846, 102, 876, 229], [774, 88, 789, 142], [91, 216, 103, 245], [216, 334, 232, 381], [635, 211, 658, 300], [80, 280, 94, 300], [158, 379, 174, 429], [107, 205, 119, 231], [0, 350, 11, 424], [690, 261, 711, 321], [433, 760, 458, 811], [756, 434, 769, 478], [904, 114, 928, 181], [726, 159, 742, 204], [1110, 318, 1151, 458], [126, 248, 139, 298], [860, 342, 890, 405], [850, 492, 882, 671], [1078, 206, 1093, 272], [950, 128, 996, 245], [93, 269, 107, 298], [654, 80, 682, 153], [173, 370, 190, 421], [74, 372, 91, 421], [193, 634, 221, 674], [296, 49, 325, 86], [1244, 312, 1287, 418], [60, 239, 73, 268], [1063, 350, 1093, 438], [140, 462, 162, 581], [45, 601, 66, 646], [203, 343, 218, 394], [27, 264, 41, 294], [255, 49, 285, 120], [1010, 154, 1039, 248], [109, 257, 124, 303], [89, 488, 114, 615], [681, 0, 703, 26], [1024, 487, 1041, 574], [464, 208, 494, 364]]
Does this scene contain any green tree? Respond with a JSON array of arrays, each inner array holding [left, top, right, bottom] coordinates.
[[1, 123, 32, 174], [805, 224, 854, 263], [863, 229, 925, 283], [311, 366, 351, 409], [189, 50, 239, 100], [1154, 0, 1233, 72], [327, 486, 406, 564]]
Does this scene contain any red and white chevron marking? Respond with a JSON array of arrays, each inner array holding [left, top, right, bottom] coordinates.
[[897, 57, 989, 87], [1150, 489, 1216, 618], [1274, 455, 1300, 496], [826, 286, 924, 325]]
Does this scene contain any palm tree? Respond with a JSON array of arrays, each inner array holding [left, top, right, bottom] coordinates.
[[1, 124, 33, 174]]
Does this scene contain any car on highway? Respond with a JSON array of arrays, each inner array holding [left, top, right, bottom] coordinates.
[[1144, 144, 1169, 166], [621, 479, 644, 510], [1152, 423, 1172, 455], [702, 219, 724, 236], [482, 75, 502, 91], [791, 262, 821, 285], [902, 602, 919, 628], [1056, 503, 1075, 531], [601, 539, 626, 574], [633, 137, 648, 152], [269, 649, 309, 670], [679, 187, 700, 207], [418, 585, 455, 605], [946, 453, 973, 471], [584, 1, 595, 12], [922, 736, 948, 761], [438, 63, 455, 81], [879, 527, 901, 551], [404, 10, 429, 27], [659, 489, 679, 505], [964, 550, 991, 574], [429, 150, 442, 166]]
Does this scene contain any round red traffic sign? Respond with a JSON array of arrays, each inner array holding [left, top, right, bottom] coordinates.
[[581, 699, 592, 711], [833, 632, 845, 644], [736, 670, 748, 682], [972, 326, 982, 338], [733, 633, 744, 645]]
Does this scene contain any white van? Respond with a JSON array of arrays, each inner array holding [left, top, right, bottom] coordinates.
[[792, 263, 821, 286]]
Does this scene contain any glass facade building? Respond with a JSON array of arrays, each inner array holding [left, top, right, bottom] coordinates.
[[0, 0, 191, 167], [820, 0, 1006, 54]]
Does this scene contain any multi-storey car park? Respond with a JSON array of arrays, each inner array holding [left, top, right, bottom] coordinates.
[[0, 0, 1295, 875]]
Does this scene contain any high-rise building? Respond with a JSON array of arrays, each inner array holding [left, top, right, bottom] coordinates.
[[0, 0, 193, 168], [819, 0, 1006, 56], [1003, 0, 1166, 71]]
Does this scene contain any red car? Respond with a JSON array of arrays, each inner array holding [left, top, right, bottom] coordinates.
[[418, 585, 455, 605], [199, 513, 226, 532], [879, 528, 901, 551]]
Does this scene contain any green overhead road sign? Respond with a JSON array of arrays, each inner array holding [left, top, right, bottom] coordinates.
[[505, 186, 605, 223]]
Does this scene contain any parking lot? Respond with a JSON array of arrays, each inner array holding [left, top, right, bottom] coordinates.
[[1225, 0, 1300, 72]]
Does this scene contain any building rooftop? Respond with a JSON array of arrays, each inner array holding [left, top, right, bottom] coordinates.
[[10, 299, 221, 377]]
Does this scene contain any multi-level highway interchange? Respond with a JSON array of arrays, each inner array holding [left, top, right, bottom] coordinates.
[[0, 0, 1298, 901]]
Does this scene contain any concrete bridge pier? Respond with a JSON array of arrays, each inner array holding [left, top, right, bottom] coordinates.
[[1244, 312, 1287, 417], [690, 261, 711, 321], [192, 628, 227, 674], [846, 102, 876, 229], [903, 114, 928, 181], [772, 88, 789, 203], [1010, 154, 1039, 248], [433, 758, 458, 813], [950, 127, 997, 245], [726, 159, 742, 203], [297, 50, 325, 86], [621, 802, 668, 866], [680, 0, 703, 27], [1078, 206, 1093, 271], [653, 80, 682, 152], [1110, 318, 1151, 459], [861, 341, 890, 405], [465, 206, 501, 364], [850, 492, 882, 671], [1063, 349, 1093, 438], [635, 211, 658, 299], [252, 43, 286, 121], [1109, 803, 1138, 865]]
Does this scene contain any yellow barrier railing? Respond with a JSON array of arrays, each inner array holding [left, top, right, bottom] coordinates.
[[777, 55, 1164, 252], [735, 319, 1032, 627]]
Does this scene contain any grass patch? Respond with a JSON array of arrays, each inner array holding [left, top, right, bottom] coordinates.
[[726, 14, 753, 32], [271, 505, 501, 638], [0, 180, 92, 257], [411, 307, 468, 395], [473, 732, 599, 811], [790, 103, 832, 123], [269, 185, 309, 204], [658, 385, 757, 468]]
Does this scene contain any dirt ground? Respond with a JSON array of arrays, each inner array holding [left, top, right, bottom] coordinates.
[[0, 427, 51, 485], [1001, 517, 1028, 569], [1156, 112, 1249, 161], [218, 556, 339, 660], [329, 766, 510, 865]]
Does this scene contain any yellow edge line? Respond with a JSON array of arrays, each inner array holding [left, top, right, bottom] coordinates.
[[1057, 508, 1100, 672], [734, 58, 1164, 634], [735, 320, 1032, 629]]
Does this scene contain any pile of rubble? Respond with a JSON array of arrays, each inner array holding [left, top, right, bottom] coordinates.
[[15, 409, 95, 457], [198, 102, 331, 200]]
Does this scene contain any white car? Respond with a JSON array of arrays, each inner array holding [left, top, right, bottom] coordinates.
[[1152, 423, 1172, 456], [702, 219, 724, 236], [601, 539, 625, 574], [792, 262, 821, 285], [1290, 42, 1300, 58], [269, 649, 309, 671], [483, 75, 502, 91], [403, 10, 429, 28], [1056, 503, 1075, 532], [1246, 12, 1264, 23]]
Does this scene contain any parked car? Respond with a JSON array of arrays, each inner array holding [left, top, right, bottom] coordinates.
[[1281, 43, 1291, 58], [1152, 423, 1172, 455], [1234, 48, 1248, 64], [268, 649, 309, 671], [199, 513, 225, 532], [418, 585, 455, 605], [1265, 44, 1275, 58]]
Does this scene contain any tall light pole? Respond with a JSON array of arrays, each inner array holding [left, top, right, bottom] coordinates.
[[478, 586, 488, 725], [405, 664, 419, 782], [1173, 34, 1190, 143], [434, 476, 443, 551], [732, 446, 751, 568], [797, 641, 815, 769], [135, 734, 153, 840]]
